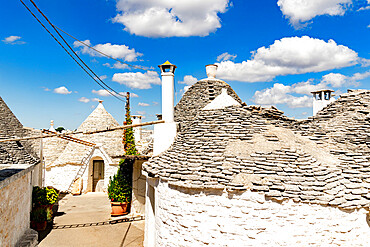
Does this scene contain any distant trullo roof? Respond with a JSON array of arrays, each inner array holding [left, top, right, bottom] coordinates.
[[49, 102, 124, 168], [144, 84, 370, 210]]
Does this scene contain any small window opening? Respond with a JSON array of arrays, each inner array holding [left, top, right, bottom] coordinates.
[[317, 93, 322, 100], [324, 91, 330, 100]]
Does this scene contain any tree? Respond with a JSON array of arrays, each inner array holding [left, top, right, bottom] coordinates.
[[55, 127, 65, 133]]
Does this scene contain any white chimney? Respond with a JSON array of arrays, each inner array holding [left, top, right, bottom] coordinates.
[[158, 61, 177, 123], [132, 115, 142, 142], [206, 64, 218, 79], [49, 120, 56, 132], [312, 89, 336, 116], [153, 61, 178, 156]]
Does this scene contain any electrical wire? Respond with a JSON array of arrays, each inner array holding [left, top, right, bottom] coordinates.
[[20, 0, 125, 102], [27, 0, 126, 100], [53, 25, 153, 72]]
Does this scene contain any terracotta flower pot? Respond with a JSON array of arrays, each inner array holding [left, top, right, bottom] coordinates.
[[31, 221, 47, 231], [111, 202, 129, 216]]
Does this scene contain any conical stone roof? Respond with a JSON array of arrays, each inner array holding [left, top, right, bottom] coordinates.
[[50, 102, 124, 167], [174, 78, 242, 129], [0, 96, 39, 164]]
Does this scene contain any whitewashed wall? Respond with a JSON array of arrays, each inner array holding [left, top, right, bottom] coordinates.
[[45, 165, 80, 191], [45, 147, 119, 192], [148, 181, 370, 247]]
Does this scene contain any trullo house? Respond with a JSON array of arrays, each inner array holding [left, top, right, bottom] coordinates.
[[142, 64, 370, 246]]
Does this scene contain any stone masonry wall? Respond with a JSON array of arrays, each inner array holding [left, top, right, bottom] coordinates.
[[0, 173, 32, 247], [155, 181, 370, 247]]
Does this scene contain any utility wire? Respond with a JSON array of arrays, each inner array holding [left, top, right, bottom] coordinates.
[[0, 120, 165, 143], [54, 26, 153, 72], [20, 0, 125, 102], [27, 0, 125, 100]]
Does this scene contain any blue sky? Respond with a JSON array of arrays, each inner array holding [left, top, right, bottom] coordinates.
[[0, 0, 369, 130]]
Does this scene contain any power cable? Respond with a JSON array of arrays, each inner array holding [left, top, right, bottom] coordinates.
[[20, 0, 125, 102], [27, 0, 126, 100]]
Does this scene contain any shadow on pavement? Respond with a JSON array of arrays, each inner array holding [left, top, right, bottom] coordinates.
[[52, 216, 144, 229]]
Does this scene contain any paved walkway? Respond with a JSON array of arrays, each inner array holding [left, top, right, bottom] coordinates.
[[39, 192, 144, 247]]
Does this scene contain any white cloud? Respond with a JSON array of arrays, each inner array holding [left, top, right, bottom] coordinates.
[[92, 89, 112, 97], [112, 62, 129, 70], [253, 83, 313, 108], [178, 75, 198, 86], [42, 87, 51, 92], [321, 73, 348, 87], [113, 0, 230, 37], [277, 0, 352, 25], [91, 98, 101, 102], [252, 70, 370, 108], [103, 62, 130, 70], [79, 97, 90, 103], [92, 89, 126, 97], [137, 111, 146, 116], [358, 0, 370, 11], [217, 52, 237, 62], [351, 70, 370, 81], [112, 71, 161, 89], [131, 92, 139, 98], [73, 40, 142, 62], [94, 75, 108, 81], [2, 35, 26, 45], [152, 101, 159, 105], [138, 102, 150, 106], [53, 86, 72, 95], [217, 36, 359, 82]]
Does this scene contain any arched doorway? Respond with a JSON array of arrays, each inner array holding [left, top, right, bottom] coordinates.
[[92, 160, 104, 192]]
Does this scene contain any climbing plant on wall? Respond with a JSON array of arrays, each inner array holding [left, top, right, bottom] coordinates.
[[107, 92, 137, 206], [123, 92, 138, 156]]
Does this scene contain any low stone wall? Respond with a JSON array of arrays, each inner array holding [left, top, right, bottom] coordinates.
[[152, 181, 370, 246], [0, 164, 38, 247]]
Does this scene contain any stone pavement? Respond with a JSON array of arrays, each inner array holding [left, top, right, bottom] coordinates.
[[39, 192, 144, 247]]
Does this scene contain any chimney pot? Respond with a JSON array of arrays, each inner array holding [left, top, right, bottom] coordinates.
[[206, 64, 218, 79]]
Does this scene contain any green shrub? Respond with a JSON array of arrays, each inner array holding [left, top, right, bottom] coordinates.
[[108, 159, 133, 203], [45, 187, 58, 204], [32, 186, 58, 206]]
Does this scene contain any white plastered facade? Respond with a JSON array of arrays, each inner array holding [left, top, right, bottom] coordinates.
[[44, 102, 124, 192], [144, 180, 370, 247]]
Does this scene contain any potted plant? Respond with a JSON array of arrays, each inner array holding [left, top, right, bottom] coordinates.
[[30, 207, 47, 231], [32, 186, 58, 222], [108, 159, 133, 216]]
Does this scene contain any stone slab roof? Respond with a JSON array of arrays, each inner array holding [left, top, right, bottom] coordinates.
[[0, 96, 39, 165], [144, 89, 370, 210], [49, 102, 124, 167], [174, 79, 242, 129]]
